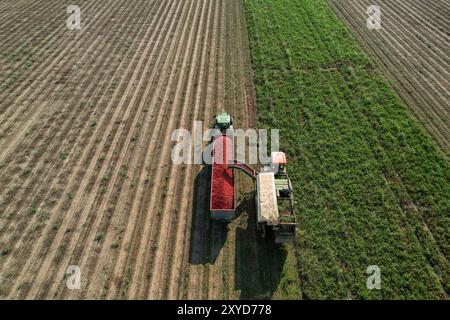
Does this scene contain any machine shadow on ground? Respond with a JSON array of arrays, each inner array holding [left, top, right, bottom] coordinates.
[[234, 192, 287, 299], [188, 165, 228, 265]]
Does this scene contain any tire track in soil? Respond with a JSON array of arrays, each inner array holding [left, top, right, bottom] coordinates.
[[0, 0, 102, 121], [229, 0, 264, 300], [407, 0, 450, 34], [188, 0, 225, 301], [0, 0, 102, 101], [207, 0, 227, 300], [186, 0, 265, 300], [176, 0, 220, 297], [165, 0, 243, 301], [0, 0, 148, 220], [0, 0, 110, 151], [106, 3, 193, 300], [0, 8, 117, 202], [394, 0, 450, 52], [0, 0, 21, 14]]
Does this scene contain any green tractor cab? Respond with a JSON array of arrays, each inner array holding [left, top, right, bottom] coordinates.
[[214, 112, 233, 132]]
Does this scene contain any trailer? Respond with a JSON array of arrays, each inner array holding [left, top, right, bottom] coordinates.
[[209, 134, 236, 220]]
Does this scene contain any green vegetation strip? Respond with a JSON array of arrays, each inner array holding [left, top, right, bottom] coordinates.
[[244, 0, 449, 299]]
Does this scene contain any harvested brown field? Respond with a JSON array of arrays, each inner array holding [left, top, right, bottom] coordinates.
[[328, 0, 450, 156], [0, 0, 295, 299]]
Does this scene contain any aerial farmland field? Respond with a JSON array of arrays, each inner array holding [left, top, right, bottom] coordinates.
[[0, 0, 448, 302]]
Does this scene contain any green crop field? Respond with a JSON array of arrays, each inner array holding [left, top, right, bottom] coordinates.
[[244, 0, 449, 299]]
